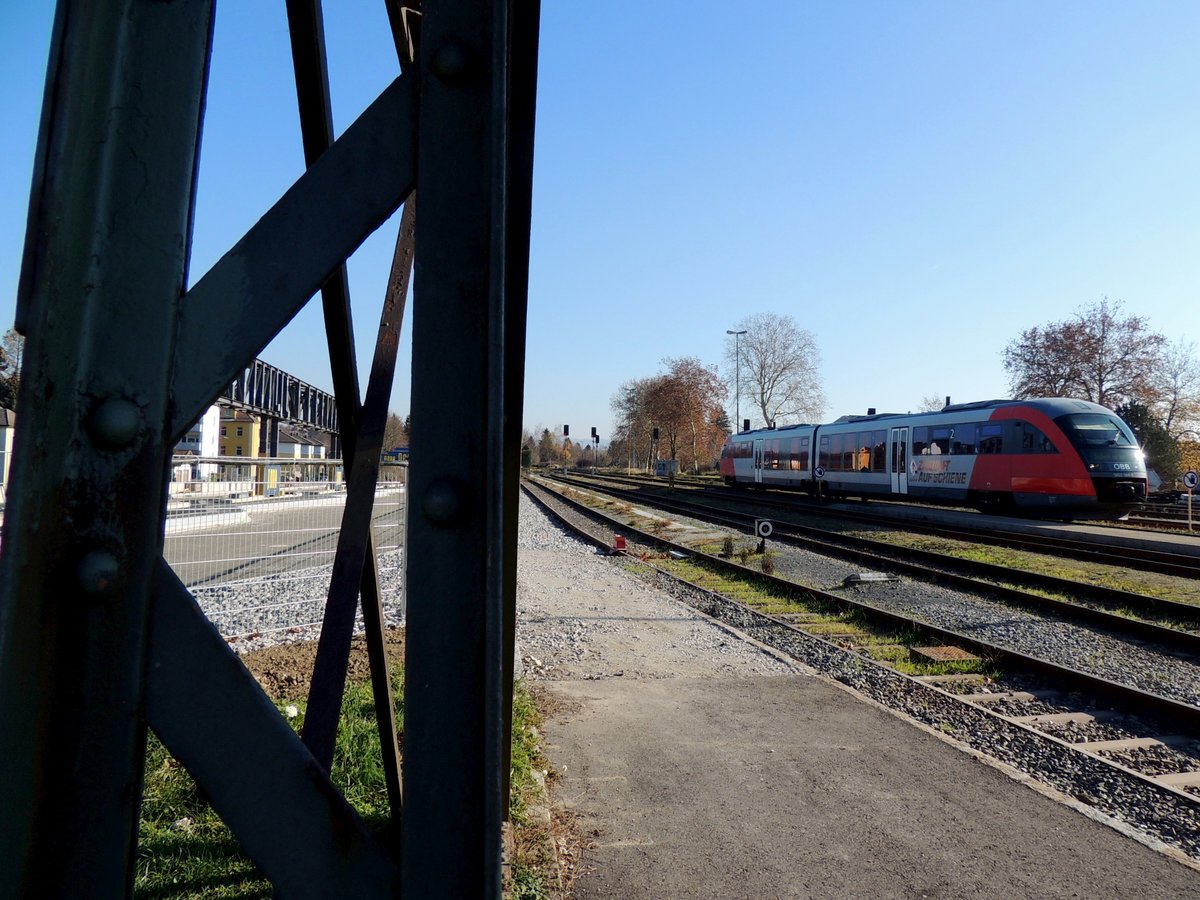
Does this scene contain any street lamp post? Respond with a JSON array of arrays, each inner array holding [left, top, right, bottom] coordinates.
[[727, 329, 746, 432]]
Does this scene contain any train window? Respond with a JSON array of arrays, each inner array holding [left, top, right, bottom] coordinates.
[[849, 434, 861, 471], [786, 438, 802, 470], [1019, 424, 1058, 454], [1055, 413, 1138, 448], [978, 424, 1003, 454], [827, 433, 843, 471], [929, 427, 951, 455], [819, 435, 830, 470], [871, 430, 886, 472], [799, 436, 810, 470], [852, 442, 866, 471], [952, 423, 977, 455], [912, 426, 929, 456]]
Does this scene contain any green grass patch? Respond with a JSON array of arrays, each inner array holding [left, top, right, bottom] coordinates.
[[507, 682, 555, 899], [136, 670, 547, 899], [137, 672, 402, 898], [652, 556, 996, 680], [657, 556, 842, 623]]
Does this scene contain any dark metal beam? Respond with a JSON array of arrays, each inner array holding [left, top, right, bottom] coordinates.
[[284, 0, 409, 838], [284, 0, 364, 438], [144, 563, 396, 897], [303, 193, 415, 800], [402, 1, 540, 893], [497, 0, 543, 822], [169, 72, 418, 443], [0, 2, 215, 893]]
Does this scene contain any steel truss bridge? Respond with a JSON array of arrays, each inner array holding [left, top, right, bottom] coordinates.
[[223, 358, 340, 436], [221, 357, 342, 457], [0, 1, 538, 896]]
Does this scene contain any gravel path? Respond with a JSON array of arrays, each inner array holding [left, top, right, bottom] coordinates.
[[515, 496, 800, 681]]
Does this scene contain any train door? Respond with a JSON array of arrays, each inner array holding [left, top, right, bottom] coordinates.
[[753, 439, 764, 483], [889, 427, 908, 494]]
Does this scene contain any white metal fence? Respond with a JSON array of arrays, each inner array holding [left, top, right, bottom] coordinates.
[[162, 456, 406, 646]]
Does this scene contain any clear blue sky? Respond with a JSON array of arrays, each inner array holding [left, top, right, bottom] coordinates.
[[4, 3, 1199, 444]]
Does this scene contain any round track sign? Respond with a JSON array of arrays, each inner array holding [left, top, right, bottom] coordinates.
[[1185, 471, 1199, 490], [755, 519, 773, 539], [814, 466, 826, 480]]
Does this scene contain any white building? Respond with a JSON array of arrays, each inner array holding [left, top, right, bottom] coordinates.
[[0, 407, 15, 494], [174, 404, 221, 478]]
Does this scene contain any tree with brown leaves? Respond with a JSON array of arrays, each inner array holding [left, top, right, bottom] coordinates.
[[1002, 298, 1166, 409]]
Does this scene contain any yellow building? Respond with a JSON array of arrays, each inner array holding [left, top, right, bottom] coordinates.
[[219, 409, 260, 459]]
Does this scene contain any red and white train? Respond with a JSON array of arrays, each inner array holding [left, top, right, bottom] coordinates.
[[718, 398, 1147, 518]]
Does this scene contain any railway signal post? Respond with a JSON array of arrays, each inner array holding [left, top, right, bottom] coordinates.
[[754, 518, 773, 554]]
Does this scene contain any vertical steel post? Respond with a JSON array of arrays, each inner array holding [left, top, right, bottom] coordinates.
[[0, 2, 214, 894], [402, 0, 539, 893], [498, 0, 542, 820]]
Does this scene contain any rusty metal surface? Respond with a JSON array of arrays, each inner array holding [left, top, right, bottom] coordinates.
[[302, 195, 416, 806], [284, 0, 406, 839], [0, 2, 216, 893]]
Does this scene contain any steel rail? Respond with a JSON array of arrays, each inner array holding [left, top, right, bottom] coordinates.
[[548, 473, 1200, 648], [526, 478, 1200, 731], [563, 470, 1200, 595], [576, 470, 1200, 577]]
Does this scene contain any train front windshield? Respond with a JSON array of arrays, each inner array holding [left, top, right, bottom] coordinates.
[[1054, 413, 1144, 467]]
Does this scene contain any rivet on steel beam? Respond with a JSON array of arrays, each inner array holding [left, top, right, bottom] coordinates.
[[86, 397, 142, 449], [431, 40, 473, 85], [423, 477, 466, 526], [78, 550, 122, 597]]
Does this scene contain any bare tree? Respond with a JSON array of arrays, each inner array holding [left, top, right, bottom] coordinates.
[[917, 394, 946, 412], [1002, 298, 1166, 409], [1155, 338, 1200, 437], [724, 313, 824, 428], [611, 379, 656, 470]]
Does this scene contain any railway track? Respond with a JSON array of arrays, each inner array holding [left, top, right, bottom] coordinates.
[[1129, 503, 1198, 531], [565, 470, 1200, 578], [522, 478, 1200, 856], [546, 472, 1200, 649]]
